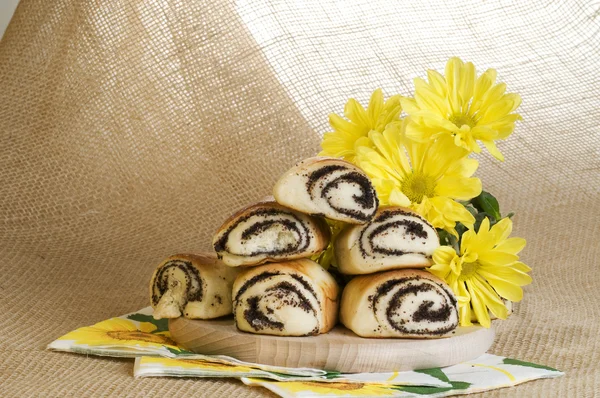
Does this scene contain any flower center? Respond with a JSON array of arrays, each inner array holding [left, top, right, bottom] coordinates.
[[449, 113, 476, 129], [107, 331, 176, 345], [459, 261, 479, 279], [401, 173, 436, 203]]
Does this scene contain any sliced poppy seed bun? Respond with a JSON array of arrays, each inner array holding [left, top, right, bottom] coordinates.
[[273, 157, 378, 224], [340, 269, 458, 338], [150, 253, 239, 319], [213, 199, 330, 267], [232, 259, 339, 336], [335, 206, 439, 275]]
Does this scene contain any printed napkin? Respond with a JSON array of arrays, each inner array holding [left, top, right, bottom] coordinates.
[[240, 354, 563, 397], [47, 308, 563, 397]]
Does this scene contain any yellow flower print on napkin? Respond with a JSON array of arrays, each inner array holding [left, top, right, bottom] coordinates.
[[244, 379, 397, 397], [47, 307, 191, 357], [57, 317, 177, 349]]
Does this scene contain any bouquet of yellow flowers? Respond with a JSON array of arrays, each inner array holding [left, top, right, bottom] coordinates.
[[318, 57, 531, 328]]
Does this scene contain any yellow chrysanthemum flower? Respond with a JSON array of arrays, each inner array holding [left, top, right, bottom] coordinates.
[[428, 217, 532, 328], [401, 57, 522, 161], [320, 88, 402, 163], [356, 121, 482, 236], [58, 318, 178, 349]]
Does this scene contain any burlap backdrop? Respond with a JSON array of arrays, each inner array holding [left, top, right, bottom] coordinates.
[[0, 0, 598, 396]]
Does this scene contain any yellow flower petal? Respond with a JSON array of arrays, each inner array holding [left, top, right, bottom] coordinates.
[[445, 158, 479, 178], [460, 230, 476, 255], [478, 266, 533, 287], [483, 277, 525, 302], [445, 57, 464, 115], [433, 246, 458, 266], [367, 88, 384, 123], [463, 251, 478, 263], [421, 135, 469, 179], [435, 175, 482, 200], [426, 69, 447, 97], [495, 237, 527, 255], [400, 97, 420, 114], [414, 78, 448, 115], [467, 279, 491, 328], [457, 281, 473, 327], [490, 217, 513, 243], [479, 83, 507, 113], [345, 98, 370, 127], [404, 119, 429, 142], [389, 188, 412, 207], [428, 263, 450, 280], [481, 140, 504, 161], [459, 62, 476, 105], [472, 68, 497, 111], [478, 250, 519, 266], [479, 217, 491, 234], [512, 261, 532, 273], [429, 196, 476, 228], [472, 275, 509, 320], [328, 114, 358, 136]]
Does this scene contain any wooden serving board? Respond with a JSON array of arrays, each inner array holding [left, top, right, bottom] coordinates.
[[169, 317, 495, 373]]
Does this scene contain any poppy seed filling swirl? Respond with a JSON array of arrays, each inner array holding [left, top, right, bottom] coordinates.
[[306, 165, 378, 222], [370, 277, 458, 336], [214, 208, 312, 257], [151, 260, 203, 306], [234, 272, 321, 335], [359, 211, 432, 258]]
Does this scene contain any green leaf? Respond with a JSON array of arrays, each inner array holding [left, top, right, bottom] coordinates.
[[165, 346, 181, 356], [323, 370, 342, 379], [472, 191, 501, 221], [391, 381, 471, 395], [449, 381, 471, 390], [165, 346, 195, 356], [127, 313, 169, 333], [438, 229, 460, 252], [473, 211, 492, 231], [414, 367, 450, 382], [502, 358, 560, 372], [464, 204, 479, 217], [455, 222, 467, 236]]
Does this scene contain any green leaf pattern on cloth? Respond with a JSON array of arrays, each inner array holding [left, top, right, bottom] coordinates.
[[502, 358, 560, 372], [127, 313, 169, 333]]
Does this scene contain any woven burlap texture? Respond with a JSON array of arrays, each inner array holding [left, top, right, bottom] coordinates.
[[1, 0, 598, 396]]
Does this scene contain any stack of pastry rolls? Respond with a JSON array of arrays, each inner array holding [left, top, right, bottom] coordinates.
[[149, 156, 459, 339], [335, 208, 459, 338], [211, 157, 380, 336]]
